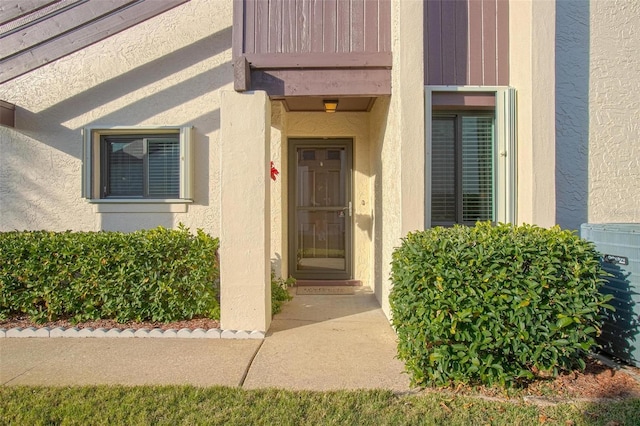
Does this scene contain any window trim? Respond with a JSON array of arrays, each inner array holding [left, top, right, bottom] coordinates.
[[425, 86, 517, 227], [82, 126, 194, 203]]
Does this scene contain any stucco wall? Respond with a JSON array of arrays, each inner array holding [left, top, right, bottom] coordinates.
[[0, 0, 233, 234], [509, 0, 557, 227], [588, 0, 640, 223]]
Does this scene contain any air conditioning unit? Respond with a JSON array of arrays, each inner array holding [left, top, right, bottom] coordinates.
[[581, 223, 640, 366]]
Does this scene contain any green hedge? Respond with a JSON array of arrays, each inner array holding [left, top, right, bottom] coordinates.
[[390, 222, 613, 387], [0, 226, 220, 324]]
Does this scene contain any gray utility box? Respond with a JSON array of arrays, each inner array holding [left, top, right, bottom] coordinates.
[[581, 223, 640, 366]]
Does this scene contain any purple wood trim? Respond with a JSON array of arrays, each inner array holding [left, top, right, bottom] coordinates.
[[0, 0, 189, 84], [256, 0, 269, 53], [496, 0, 509, 85], [0, 100, 15, 128], [311, 0, 323, 52], [232, 0, 244, 59], [297, 0, 310, 53], [0, 0, 137, 59], [440, 0, 457, 85], [426, 0, 443, 85], [0, 0, 57, 26], [234, 55, 251, 91], [351, 0, 365, 52], [482, 0, 497, 85], [269, 0, 282, 53], [378, 0, 390, 52], [432, 92, 495, 107], [364, 0, 378, 52], [250, 68, 391, 96], [323, 0, 337, 52], [467, 0, 483, 85], [283, 0, 295, 53], [244, 52, 392, 69], [244, 0, 256, 54], [454, 0, 469, 85], [336, 0, 350, 53]]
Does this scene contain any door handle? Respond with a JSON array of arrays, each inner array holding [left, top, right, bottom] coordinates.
[[342, 202, 352, 217]]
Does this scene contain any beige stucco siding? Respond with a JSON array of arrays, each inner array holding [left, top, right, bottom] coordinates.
[[0, 0, 232, 234], [509, 0, 557, 227], [588, 0, 640, 223]]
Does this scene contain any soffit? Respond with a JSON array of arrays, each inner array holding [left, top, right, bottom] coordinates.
[[281, 97, 376, 113]]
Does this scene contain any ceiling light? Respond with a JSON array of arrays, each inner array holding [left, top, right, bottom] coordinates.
[[323, 99, 338, 113]]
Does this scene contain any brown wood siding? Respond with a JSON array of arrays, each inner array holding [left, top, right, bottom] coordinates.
[[233, 0, 391, 97], [425, 0, 509, 86], [236, 0, 391, 56]]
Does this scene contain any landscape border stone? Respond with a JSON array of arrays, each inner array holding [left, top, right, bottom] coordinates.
[[0, 326, 264, 339]]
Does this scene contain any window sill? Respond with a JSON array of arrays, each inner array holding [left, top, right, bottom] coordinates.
[[89, 199, 192, 213]]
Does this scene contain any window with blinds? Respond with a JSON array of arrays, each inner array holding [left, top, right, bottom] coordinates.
[[102, 135, 180, 198], [431, 113, 495, 226]]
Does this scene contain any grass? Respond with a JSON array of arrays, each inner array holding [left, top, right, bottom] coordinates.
[[1, 386, 639, 426]]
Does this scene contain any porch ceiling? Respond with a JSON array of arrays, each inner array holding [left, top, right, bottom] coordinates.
[[0, 0, 190, 85], [281, 96, 376, 113]]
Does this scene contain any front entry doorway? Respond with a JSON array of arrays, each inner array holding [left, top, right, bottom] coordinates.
[[288, 139, 352, 280]]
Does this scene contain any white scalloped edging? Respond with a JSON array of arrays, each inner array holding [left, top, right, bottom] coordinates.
[[0, 327, 265, 340]]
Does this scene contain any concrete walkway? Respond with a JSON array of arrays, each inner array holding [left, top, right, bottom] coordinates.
[[0, 287, 411, 392]]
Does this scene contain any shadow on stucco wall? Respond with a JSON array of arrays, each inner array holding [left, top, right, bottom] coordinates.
[[555, 1, 590, 231], [2, 27, 232, 230]]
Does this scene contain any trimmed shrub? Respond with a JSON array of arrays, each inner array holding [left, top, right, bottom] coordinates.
[[0, 226, 220, 324], [390, 222, 613, 387]]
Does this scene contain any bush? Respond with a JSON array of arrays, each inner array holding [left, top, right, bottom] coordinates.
[[271, 271, 295, 316], [389, 222, 613, 387], [0, 226, 220, 324]]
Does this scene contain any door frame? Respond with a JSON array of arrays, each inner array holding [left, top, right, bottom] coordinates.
[[287, 138, 353, 280]]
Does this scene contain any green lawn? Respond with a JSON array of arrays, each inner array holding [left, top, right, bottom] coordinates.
[[1, 386, 639, 425]]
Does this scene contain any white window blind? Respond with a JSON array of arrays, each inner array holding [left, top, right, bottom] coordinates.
[[147, 138, 180, 197], [431, 117, 456, 223], [461, 116, 494, 222]]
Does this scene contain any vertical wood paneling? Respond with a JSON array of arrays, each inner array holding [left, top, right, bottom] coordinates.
[[296, 0, 309, 52], [351, 0, 365, 52], [425, 0, 509, 86], [454, 0, 468, 85], [336, 0, 350, 52], [441, 0, 457, 84], [311, 0, 323, 52], [323, 0, 337, 52], [269, 0, 282, 53], [426, 0, 443, 84], [467, 0, 484, 85], [378, 0, 391, 52], [496, 0, 509, 85], [256, 0, 269, 53], [244, 0, 256, 54], [237, 0, 391, 56], [283, 0, 295, 53], [364, 0, 378, 52]]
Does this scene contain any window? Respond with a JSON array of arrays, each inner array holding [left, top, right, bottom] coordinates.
[[425, 87, 516, 227], [431, 113, 495, 226], [83, 127, 193, 202]]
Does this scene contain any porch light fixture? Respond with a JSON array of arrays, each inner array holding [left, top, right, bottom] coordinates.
[[323, 99, 338, 113]]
